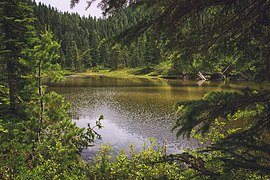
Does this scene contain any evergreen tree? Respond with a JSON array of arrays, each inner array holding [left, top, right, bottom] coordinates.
[[0, 2, 104, 178], [33, 2, 159, 71], [0, 27, 103, 179], [0, 0, 37, 111]]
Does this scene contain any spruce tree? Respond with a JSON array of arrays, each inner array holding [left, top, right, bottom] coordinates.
[[0, 0, 37, 111]]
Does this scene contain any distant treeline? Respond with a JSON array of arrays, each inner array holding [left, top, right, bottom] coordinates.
[[33, 2, 270, 81], [34, 2, 162, 71]]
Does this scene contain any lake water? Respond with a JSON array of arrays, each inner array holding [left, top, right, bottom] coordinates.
[[49, 75, 263, 160]]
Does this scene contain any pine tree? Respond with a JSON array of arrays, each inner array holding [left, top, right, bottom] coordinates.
[[1, 0, 37, 111]]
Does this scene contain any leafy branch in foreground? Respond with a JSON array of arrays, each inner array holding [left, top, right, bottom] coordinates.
[[173, 90, 270, 137], [173, 89, 270, 177]]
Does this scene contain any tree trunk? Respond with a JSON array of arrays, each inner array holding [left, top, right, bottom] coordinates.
[[7, 58, 17, 111], [38, 59, 44, 141]]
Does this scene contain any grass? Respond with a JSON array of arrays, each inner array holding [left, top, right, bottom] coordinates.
[[64, 60, 177, 79], [69, 68, 161, 79]]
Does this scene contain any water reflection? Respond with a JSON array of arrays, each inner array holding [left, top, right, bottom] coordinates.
[[49, 76, 265, 160]]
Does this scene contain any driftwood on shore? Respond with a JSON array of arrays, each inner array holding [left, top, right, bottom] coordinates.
[[198, 71, 207, 80]]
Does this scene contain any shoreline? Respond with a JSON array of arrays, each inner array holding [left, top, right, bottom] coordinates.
[[65, 69, 164, 79], [65, 68, 270, 84]]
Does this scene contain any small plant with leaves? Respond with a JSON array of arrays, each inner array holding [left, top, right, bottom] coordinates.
[[90, 139, 182, 179]]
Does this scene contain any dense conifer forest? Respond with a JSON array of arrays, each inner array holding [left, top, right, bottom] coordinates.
[[34, 2, 163, 72], [34, 1, 270, 80], [1, 0, 270, 179]]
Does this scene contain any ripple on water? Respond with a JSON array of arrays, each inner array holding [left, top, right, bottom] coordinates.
[[50, 77, 250, 159]]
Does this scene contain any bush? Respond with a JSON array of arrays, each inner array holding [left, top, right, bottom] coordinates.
[[90, 139, 181, 179]]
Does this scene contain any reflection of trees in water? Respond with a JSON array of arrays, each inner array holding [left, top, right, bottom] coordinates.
[[50, 77, 262, 152]]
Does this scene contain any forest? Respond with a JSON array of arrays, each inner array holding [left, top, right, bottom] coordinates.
[[33, 1, 270, 80], [0, 0, 270, 179], [34, 2, 163, 73]]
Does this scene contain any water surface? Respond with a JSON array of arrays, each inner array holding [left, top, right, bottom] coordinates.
[[50, 76, 263, 160]]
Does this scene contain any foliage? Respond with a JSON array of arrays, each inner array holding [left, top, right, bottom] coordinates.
[[1, 0, 270, 179], [90, 124, 270, 179], [0, 4, 102, 178], [172, 90, 270, 177], [72, 0, 270, 80], [33, 2, 160, 71], [90, 139, 181, 179], [145, 60, 173, 77], [75, 2, 269, 176], [0, 0, 37, 111]]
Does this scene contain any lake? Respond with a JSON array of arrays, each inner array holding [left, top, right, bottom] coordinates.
[[49, 75, 263, 160]]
